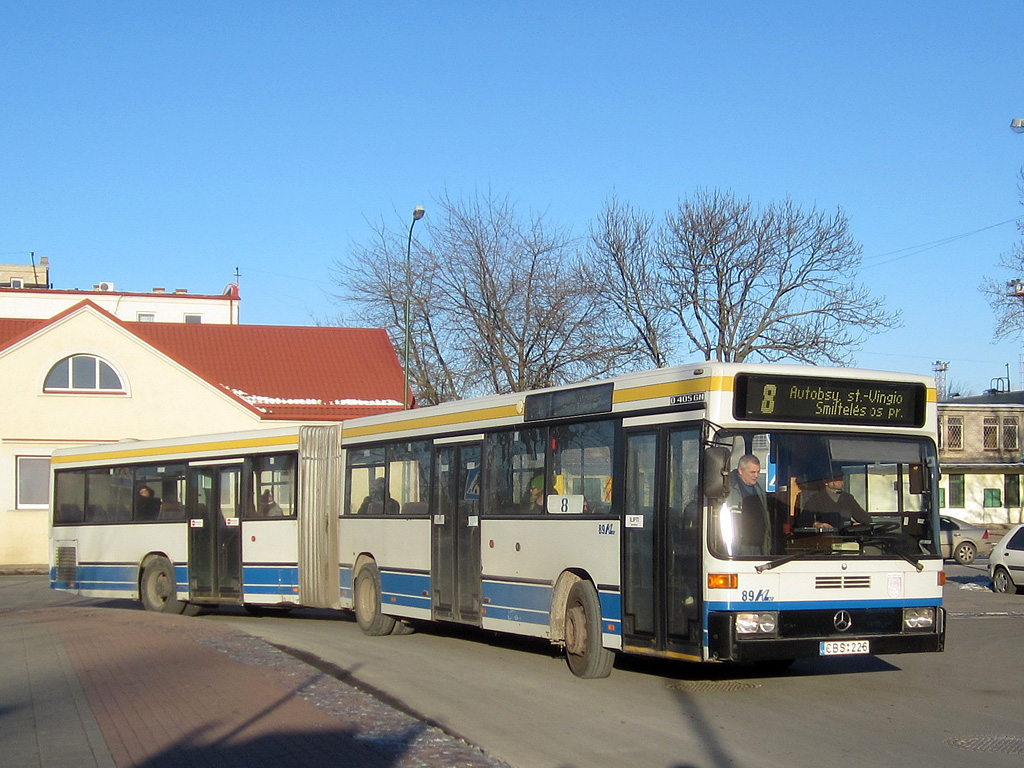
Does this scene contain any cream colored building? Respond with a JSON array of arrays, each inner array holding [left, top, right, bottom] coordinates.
[[0, 265, 240, 325], [937, 394, 1024, 526], [0, 300, 405, 565]]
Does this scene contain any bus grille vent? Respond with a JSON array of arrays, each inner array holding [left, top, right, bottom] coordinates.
[[815, 575, 871, 589], [56, 546, 77, 583]]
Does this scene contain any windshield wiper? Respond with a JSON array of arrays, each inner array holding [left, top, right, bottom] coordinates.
[[755, 549, 841, 573], [862, 538, 924, 572], [755, 539, 925, 573]]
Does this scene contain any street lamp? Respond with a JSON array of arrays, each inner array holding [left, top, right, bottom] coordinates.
[[404, 205, 425, 410], [1012, 118, 1024, 134]]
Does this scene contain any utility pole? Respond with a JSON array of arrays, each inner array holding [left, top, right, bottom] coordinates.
[[932, 361, 949, 401]]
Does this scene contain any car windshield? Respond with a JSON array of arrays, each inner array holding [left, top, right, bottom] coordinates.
[[708, 430, 939, 561]]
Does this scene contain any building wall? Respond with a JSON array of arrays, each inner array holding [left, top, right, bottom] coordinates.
[[0, 257, 49, 288], [0, 286, 238, 324], [938, 403, 1024, 526], [0, 309, 290, 564], [938, 471, 1024, 526]]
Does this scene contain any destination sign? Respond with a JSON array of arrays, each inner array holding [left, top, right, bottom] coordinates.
[[733, 373, 927, 427]]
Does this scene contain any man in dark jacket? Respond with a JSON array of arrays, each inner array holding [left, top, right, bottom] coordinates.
[[798, 471, 871, 530]]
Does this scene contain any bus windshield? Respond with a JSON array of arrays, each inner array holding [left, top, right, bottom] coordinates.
[[709, 430, 939, 561]]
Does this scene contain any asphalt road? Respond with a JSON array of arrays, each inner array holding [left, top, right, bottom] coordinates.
[[197, 559, 1024, 768], [5, 565, 1022, 768]]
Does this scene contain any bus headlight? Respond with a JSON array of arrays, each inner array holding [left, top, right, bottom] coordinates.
[[735, 611, 778, 636], [903, 607, 935, 631]]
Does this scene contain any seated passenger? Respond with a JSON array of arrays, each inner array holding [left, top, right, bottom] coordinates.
[[522, 473, 545, 514], [357, 478, 399, 515], [258, 489, 283, 516], [136, 486, 162, 521], [798, 472, 871, 530]]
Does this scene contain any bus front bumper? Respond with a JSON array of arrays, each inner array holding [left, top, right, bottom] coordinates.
[[707, 607, 946, 662]]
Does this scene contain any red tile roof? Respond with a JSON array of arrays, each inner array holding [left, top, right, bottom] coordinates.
[[131, 322, 406, 420], [0, 304, 407, 421], [0, 317, 46, 348]]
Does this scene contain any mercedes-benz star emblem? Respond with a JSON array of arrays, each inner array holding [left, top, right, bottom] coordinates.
[[833, 610, 853, 632]]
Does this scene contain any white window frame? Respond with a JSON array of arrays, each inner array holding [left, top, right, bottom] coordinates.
[[16, 456, 50, 509], [43, 354, 126, 394]]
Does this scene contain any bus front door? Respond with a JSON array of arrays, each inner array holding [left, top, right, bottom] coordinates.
[[431, 443, 482, 624], [187, 463, 243, 603], [622, 428, 703, 658]]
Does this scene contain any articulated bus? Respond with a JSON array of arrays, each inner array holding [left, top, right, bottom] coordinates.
[[50, 362, 945, 677]]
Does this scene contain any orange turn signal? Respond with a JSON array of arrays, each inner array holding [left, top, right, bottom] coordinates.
[[938, 571, 946, 586], [708, 573, 738, 590]]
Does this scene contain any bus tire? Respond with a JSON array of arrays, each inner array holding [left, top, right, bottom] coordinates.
[[354, 562, 397, 636], [564, 580, 614, 678], [140, 557, 187, 615], [390, 619, 415, 635]]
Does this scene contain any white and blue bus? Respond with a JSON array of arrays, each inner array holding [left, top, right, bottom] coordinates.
[[50, 362, 945, 677]]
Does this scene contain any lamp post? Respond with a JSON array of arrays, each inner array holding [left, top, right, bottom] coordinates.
[[404, 206, 425, 410], [1012, 118, 1024, 134]]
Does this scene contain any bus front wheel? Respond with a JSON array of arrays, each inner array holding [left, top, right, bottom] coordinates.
[[564, 580, 614, 678], [140, 557, 188, 615], [354, 562, 397, 636]]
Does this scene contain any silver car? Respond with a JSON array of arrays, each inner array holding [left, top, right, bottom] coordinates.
[[938, 516, 994, 565], [989, 523, 1024, 594]]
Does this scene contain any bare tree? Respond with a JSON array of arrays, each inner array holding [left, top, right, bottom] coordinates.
[[335, 191, 641, 404], [980, 170, 1024, 342], [658, 189, 900, 364], [586, 195, 675, 368]]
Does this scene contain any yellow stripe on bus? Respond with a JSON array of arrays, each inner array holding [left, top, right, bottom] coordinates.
[[50, 433, 299, 465], [342, 403, 522, 439]]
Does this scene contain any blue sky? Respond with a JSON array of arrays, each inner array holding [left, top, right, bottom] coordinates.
[[3, 2, 1023, 395]]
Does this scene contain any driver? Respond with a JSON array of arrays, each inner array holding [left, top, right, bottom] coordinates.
[[798, 471, 871, 530]]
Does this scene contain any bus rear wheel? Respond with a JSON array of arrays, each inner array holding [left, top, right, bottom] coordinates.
[[354, 562, 397, 636], [140, 557, 188, 615], [564, 580, 614, 678]]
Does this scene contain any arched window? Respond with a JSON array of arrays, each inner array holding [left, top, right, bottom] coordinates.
[[44, 355, 124, 393]]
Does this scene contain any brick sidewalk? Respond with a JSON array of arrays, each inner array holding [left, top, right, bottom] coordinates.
[[8, 603, 510, 768]]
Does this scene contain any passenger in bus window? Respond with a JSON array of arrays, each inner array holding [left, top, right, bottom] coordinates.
[[259, 489, 283, 516], [357, 477, 399, 515], [727, 454, 770, 555], [136, 485, 161, 521], [522, 473, 545, 513], [797, 471, 870, 530]]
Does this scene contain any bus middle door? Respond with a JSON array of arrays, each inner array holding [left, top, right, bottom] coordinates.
[[187, 461, 244, 603], [431, 443, 482, 624]]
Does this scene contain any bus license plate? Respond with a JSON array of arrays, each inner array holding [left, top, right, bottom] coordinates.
[[819, 640, 869, 656]]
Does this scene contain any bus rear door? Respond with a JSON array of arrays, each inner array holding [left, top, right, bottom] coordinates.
[[431, 443, 482, 624], [187, 461, 244, 603]]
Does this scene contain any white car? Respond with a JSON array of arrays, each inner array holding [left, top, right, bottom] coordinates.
[[989, 523, 1024, 594]]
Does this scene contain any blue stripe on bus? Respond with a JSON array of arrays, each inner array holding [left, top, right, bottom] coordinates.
[[242, 565, 299, 596], [380, 570, 432, 611], [340, 566, 353, 600], [482, 580, 552, 613], [480, 580, 623, 635], [50, 562, 186, 594], [482, 580, 551, 625], [599, 589, 622, 635]]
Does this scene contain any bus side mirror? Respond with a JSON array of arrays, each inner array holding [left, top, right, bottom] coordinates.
[[703, 446, 732, 500], [909, 463, 925, 495]]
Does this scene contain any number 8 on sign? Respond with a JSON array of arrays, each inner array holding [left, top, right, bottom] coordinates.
[[760, 384, 777, 414]]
